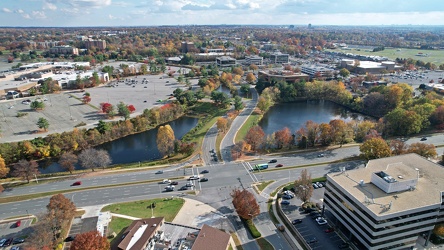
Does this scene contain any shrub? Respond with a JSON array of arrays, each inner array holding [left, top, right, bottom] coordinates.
[[243, 218, 261, 238], [16, 112, 28, 117]]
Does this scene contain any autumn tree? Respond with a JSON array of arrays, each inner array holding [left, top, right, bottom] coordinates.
[[246, 72, 256, 84], [70, 231, 109, 250], [157, 124, 175, 157], [82, 95, 91, 104], [274, 127, 293, 149], [249, 64, 258, 73], [390, 139, 408, 155], [360, 138, 392, 160], [433, 224, 444, 237], [217, 117, 229, 133], [37, 117, 49, 131], [58, 152, 77, 174], [339, 68, 350, 78], [27, 214, 54, 249], [231, 188, 260, 220], [47, 194, 76, 241], [245, 126, 265, 151], [293, 169, 314, 203], [329, 119, 350, 147], [407, 143, 437, 158], [11, 159, 39, 183], [318, 123, 332, 146], [0, 155, 9, 178], [385, 108, 422, 136]]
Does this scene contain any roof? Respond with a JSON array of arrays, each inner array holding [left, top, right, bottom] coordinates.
[[192, 224, 231, 250], [118, 217, 164, 250], [327, 154, 444, 217]]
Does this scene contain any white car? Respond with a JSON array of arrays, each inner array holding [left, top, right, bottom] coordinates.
[[189, 175, 200, 180], [186, 181, 194, 187], [316, 217, 328, 225], [162, 179, 171, 184]]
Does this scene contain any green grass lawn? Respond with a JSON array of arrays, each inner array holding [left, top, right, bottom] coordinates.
[[256, 237, 274, 250], [101, 198, 185, 222], [331, 47, 444, 65], [235, 110, 262, 143], [256, 180, 274, 192]]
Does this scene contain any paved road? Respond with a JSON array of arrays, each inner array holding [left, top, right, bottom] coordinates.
[[221, 86, 258, 162], [201, 123, 218, 166]]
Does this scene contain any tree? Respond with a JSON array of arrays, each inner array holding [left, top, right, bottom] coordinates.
[[27, 214, 54, 249], [339, 68, 350, 78], [117, 101, 131, 120], [407, 143, 437, 158], [78, 148, 100, 171], [385, 108, 422, 136], [249, 64, 258, 73], [156, 125, 175, 157], [58, 152, 77, 174], [246, 72, 256, 84], [210, 91, 230, 108], [245, 126, 265, 151], [31, 100, 45, 110], [359, 138, 391, 160], [127, 104, 136, 113], [293, 169, 314, 203], [11, 159, 40, 183], [390, 139, 408, 155], [37, 117, 49, 131], [96, 120, 111, 134], [329, 119, 349, 147], [231, 188, 260, 220], [82, 95, 91, 104], [95, 149, 112, 169], [216, 117, 229, 133], [0, 154, 9, 178], [274, 127, 293, 149], [233, 96, 244, 111], [70, 231, 109, 250], [47, 194, 76, 241]]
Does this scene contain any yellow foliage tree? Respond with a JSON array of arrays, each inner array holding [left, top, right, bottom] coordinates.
[[0, 155, 9, 178], [156, 125, 175, 157]]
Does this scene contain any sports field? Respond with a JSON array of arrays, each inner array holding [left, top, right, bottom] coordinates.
[[334, 47, 444, 66]]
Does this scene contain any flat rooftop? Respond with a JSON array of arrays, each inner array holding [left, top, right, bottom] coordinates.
[[328, 153, 444, 216]]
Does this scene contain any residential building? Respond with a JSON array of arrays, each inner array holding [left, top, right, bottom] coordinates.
[[258, 70, 309, 83], [216, 56, 236, 68], [84, 39, 107, 50], [191, 224, 231, 250], [117, 217, 165, 250], [49, 45, 79, 55], [181, 42, 196, 53], [324, 153, 444, 250], [269, 51, 289, 64], [301, 64, 335, 78], [245, 55, 263, 66]]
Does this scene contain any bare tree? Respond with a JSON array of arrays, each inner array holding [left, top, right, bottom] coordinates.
[[95, 149, 111, 170], [11, 159, 39, 183], [27, 213, 55, 249], [293, 169, 314, 203], [78, 148, 97, 171], [58, 152, 78, 174]]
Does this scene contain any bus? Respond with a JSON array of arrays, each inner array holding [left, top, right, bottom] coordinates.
[[253, 163, 268, 171]]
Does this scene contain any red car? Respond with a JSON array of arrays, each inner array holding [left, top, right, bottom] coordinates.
[[15, 220, 21, 227], [325, 227, 335, 233], [275, 164, 283, 168], [71, 181, 82, 186]]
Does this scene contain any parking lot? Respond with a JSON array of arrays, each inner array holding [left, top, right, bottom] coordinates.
[[0, 66, 197, 143], [280, 187, 349, 250], [0, 217, 33, 249]]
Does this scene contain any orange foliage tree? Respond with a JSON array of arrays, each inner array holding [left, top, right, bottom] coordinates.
[[231, 188, 260, 220], [70, 231, 109, 250], [245, 126, 265, 151]]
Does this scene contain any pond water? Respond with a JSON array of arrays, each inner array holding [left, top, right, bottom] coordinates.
[[259, 100, 369, 135], [39, 116, 198, 173]]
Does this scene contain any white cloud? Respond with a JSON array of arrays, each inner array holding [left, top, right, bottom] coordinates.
[[33, 11, 47, 19], [44, 2, 58, 10], [2, 8, 12, 13], [22, 14, 31, 19], [16, 9, 25, 14]]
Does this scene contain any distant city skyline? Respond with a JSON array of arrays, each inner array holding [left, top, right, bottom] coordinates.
[[1, 0, 444, 27]]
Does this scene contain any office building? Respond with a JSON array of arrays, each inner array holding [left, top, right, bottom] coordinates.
[[324, 154, 444, 250]]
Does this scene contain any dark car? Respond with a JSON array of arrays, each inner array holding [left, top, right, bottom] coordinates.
[[179, 186, 188, 191], [3, 238, 13, 247], [307, 237, 318, 244], [281, 200, 290, 205], [12, 238, 25, 245], [292, 219, 302, 225], [420, 137, 427, 141], [275, 164, 283, 168], [338, 242, 350, 249], [200, 170, 209, 174], [65, 236, 75, 242], [269, 159, 277, 163], [155, 170, 164, 174], [71, 181, 82, 186], [171, 181, 179, 185], [200, 178, 209, 182]]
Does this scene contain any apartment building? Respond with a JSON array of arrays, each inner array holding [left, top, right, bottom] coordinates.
[[324, 153, 444, 250], [84, 39, 107, 50], [49, 45, 79, 55]]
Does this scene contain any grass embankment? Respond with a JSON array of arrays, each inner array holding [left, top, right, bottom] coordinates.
[[235, 110, 262, 143], [101, 198, 185, 221], [256, 237, 274, 250], [256, 180, 274, 192], [242, 218, 261, 238]]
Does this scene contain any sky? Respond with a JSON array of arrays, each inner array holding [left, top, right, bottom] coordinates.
[[1, 0, 444, 27]]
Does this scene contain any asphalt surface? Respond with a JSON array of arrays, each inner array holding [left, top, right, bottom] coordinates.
[[0, 66, 195, 143]]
